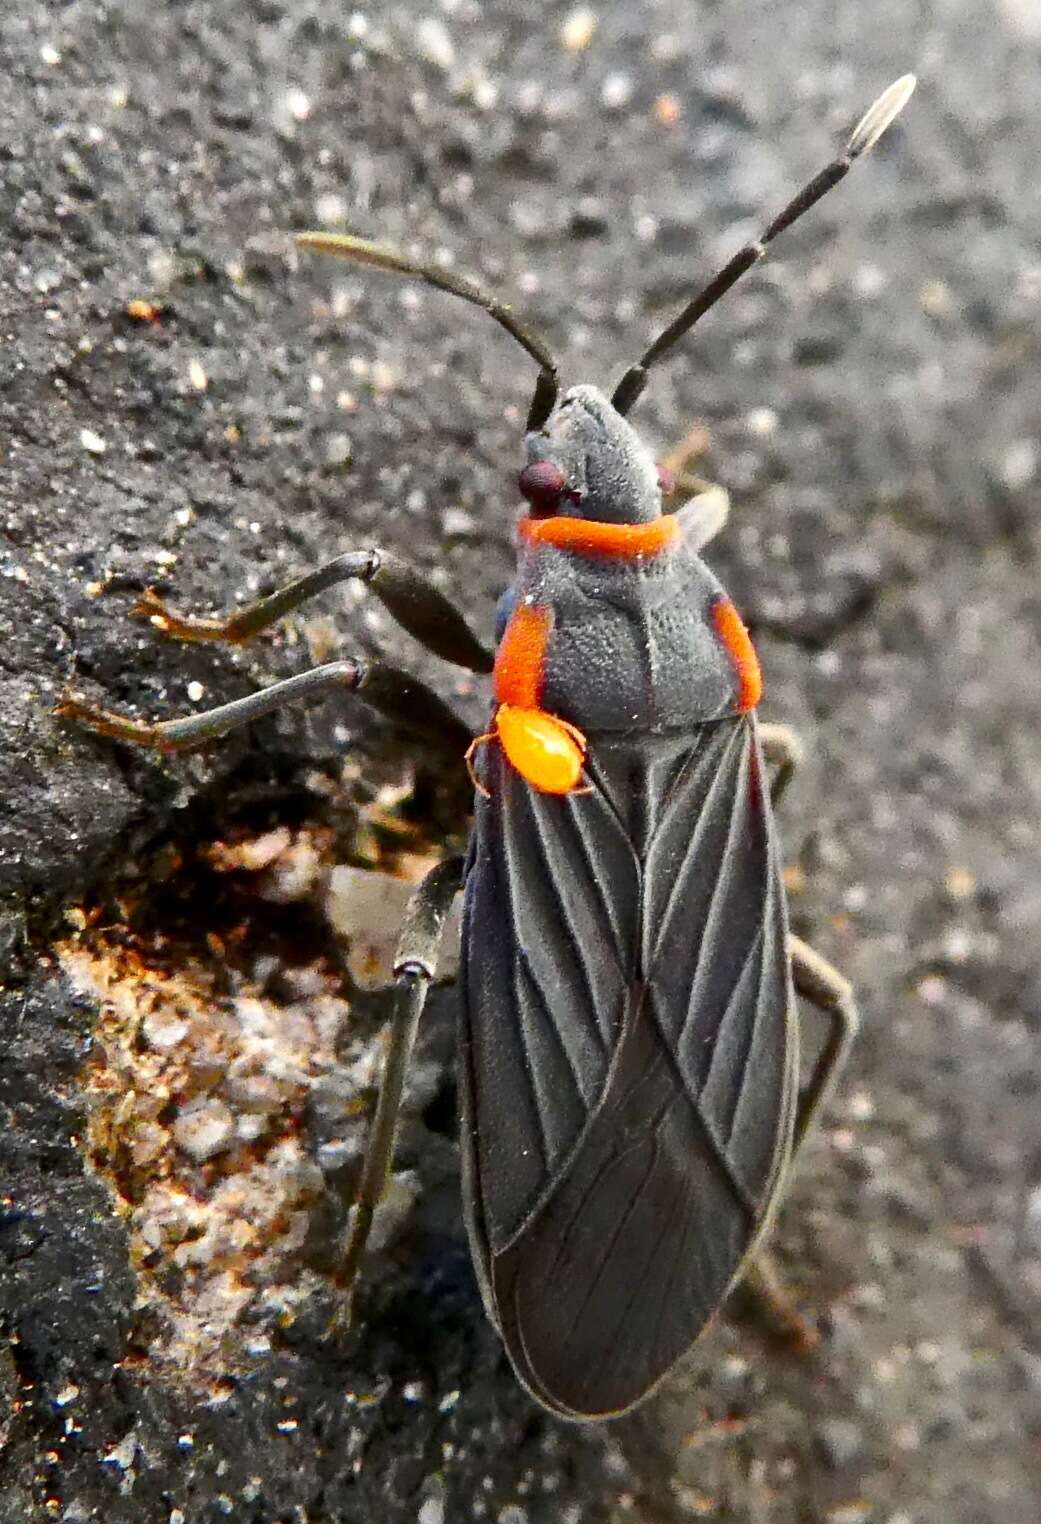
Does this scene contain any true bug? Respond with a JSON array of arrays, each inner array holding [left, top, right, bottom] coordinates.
[[59, 76, 915, 1420]]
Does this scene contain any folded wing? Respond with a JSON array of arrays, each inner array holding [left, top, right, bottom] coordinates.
[[460, 716, 795, 1418]]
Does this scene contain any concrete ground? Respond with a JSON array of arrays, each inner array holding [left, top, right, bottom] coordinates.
[[2, 1, 1039, 1520]]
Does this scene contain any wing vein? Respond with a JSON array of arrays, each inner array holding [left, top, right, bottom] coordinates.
[[561, 1135, 662, 1339], [675, 730, 758, 1058], [645, 722, 746, 975], [569, 761, 635, 973], [524, 790, 615, 1060], [702, 925, 765, 1136], [648, 988, 758, 1219]]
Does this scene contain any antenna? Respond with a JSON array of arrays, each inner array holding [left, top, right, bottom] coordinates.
[[295, 232, 560, 429], [611, 74, 917, 416]]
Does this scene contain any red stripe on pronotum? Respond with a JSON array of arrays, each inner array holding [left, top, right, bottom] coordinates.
[[520, 514, 680, 559], [712, 597, 762, 711]]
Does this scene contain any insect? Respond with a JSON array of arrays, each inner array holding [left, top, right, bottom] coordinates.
[[59, 75, 915, 1420]]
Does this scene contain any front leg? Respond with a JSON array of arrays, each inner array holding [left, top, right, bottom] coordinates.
[[658, 423, 732, 552], [57, 659, 472, 757], [132, 547, 494, 675]]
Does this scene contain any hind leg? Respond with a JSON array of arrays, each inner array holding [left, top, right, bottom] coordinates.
[[738, 937, 859, 1345], [58, 659, 472, 756], [759, 721, 805, 807], [328, 856, 465, 1328]]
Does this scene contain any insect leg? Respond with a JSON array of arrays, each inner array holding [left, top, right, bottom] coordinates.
[[658, 421, 710, 484], [659, 426, 731, 551], [674, 484, 730, 552], [734, 938, 859, 1346], [57, 659, 472, 756], [131, 549, 494, 674], [788, 933, 860, 1152], [758, 722, 805, 806], [331, 855, 465, 1322], [739, 1254, 821, 1353]]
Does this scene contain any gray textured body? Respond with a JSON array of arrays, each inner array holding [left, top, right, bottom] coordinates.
[[524, 384, 663, 525], [510, 384, 750, 732], [458, 385, 794, 1419], [521, 535, 745, 733]]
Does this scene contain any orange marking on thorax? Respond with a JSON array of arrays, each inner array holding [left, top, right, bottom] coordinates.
[[485, 601, 588, 793], [712, 598, 762, 711], [494, 601, 551, 709], [519, 514, 680, 559]]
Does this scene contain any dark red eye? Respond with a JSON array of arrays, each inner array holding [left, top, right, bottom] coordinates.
[[518, 460, 567, 517], [656, 465, 675, 496]]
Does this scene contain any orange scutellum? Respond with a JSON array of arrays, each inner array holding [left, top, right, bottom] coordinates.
[[495, 704, 587, 794]]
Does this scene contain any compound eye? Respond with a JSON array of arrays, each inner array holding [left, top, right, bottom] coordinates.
[[518, 460, 567, 517]]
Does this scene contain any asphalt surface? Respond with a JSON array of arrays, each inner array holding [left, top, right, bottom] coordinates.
[[2, 1, 1040, 1520]]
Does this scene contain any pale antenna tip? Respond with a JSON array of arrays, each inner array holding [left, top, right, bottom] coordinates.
[[848, 73, 917, 159]]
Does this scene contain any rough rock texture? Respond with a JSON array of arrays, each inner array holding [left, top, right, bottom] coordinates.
[[2, 1, 1040, 1521]]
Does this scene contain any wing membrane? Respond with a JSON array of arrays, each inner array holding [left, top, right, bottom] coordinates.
[[460, 715, 794, 1418]]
